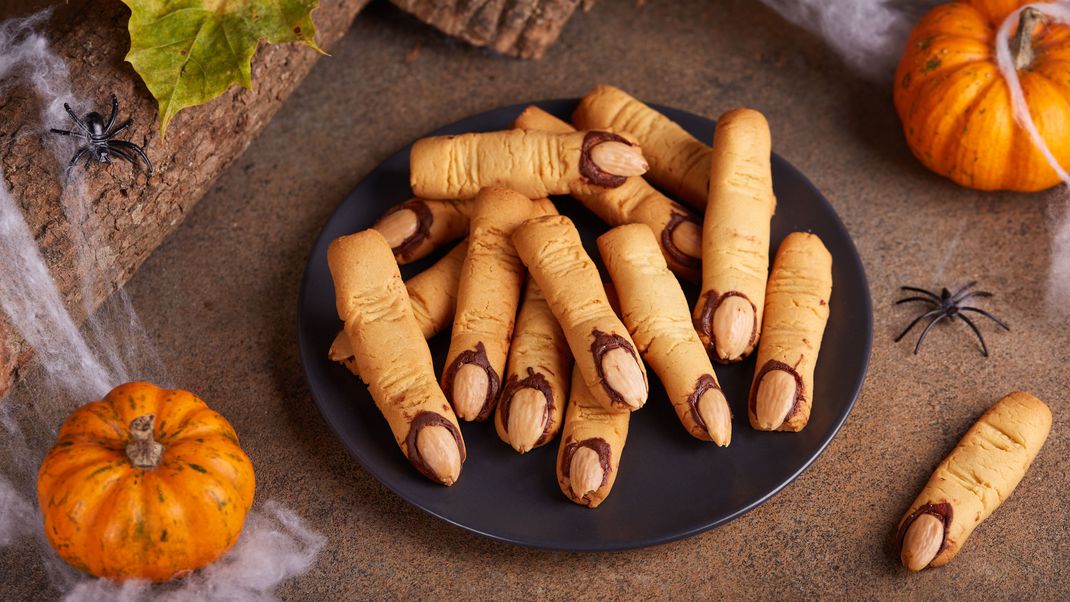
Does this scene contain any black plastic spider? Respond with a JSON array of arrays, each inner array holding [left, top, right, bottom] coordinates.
[[50, 95, 153, 177], [894, 282, 1009, 357]]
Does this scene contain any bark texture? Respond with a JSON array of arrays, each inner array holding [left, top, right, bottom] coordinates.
[[391, 0, 595, 59], [0, 0, 368, 398]]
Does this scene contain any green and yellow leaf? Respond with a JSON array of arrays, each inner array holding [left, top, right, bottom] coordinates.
[[122, 0, 322, 136]]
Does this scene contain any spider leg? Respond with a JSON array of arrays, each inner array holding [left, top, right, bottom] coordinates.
[[959, 307, 1011, 331], [958, 313, 990, 357], [108, 146, 139, 169], [893, 309, 943, 343], [895, 296, 938, 306], [63, 103, 92, 134], [104, 118, 132, 139], [109, 140, 153, 174], [952, 291, 993, 305], [65, 146, 90, 177], [913, 313, 950, 355], [900, 286, 941, 300], [103, 95, 119, 133], [949, 281, 978, 301], [109, 145, 134, 161], [50, 128, 88, 140]]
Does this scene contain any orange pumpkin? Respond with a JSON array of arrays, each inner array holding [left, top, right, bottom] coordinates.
[[37, 382, 255, 581], [895, 0, 1070, 191]]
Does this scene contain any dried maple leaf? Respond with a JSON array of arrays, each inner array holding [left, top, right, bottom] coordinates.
[[122, 0, 322, 136]]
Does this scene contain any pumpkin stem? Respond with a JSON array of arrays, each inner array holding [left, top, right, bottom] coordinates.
[[1012, 7, 1045, 71], [126, 414, 163, 469]]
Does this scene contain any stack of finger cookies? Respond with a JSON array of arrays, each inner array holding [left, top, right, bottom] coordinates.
[[325, 85, 1051, 565]]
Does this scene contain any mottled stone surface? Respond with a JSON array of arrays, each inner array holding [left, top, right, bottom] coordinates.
[[2, 0, 1067, 598]]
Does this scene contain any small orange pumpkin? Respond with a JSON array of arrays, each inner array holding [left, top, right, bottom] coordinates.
[[895, 0, 1070, 191], [37, 382, 255, 581]]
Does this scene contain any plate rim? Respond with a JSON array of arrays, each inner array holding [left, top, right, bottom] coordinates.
[[296, 98, 873, 552]]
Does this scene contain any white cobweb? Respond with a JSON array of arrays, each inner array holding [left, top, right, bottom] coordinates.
[[993, 3, 1070, 313], [759, 0, 1070, 312], [0, 11, 326, 600], [756, 0, 941, 82]]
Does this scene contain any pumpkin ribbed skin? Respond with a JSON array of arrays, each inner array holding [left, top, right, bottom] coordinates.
[[37, 382, 255, 581], [894, 0, 1070, 191]]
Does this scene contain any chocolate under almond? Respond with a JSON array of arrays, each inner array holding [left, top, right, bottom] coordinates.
[[897, 502, 952, 572], [749, 359, 804, 431], [590, 329, 645, 410], [694, 290, 758, 363], [579, 131, 639, 187], [405, 411, 467, 485], [442, 342, 500, 422], [661, 212, 703, 271]]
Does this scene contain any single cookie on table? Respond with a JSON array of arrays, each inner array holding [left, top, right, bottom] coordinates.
[[409, 128, 648, 200], [513, 105, 702, 283], [512, 214, 648, 413], [572, 84, 711, 211], [441, 188, 536, 422], [598, 224, 731, 445], [326, 229, 465, 486], [372, 198, 470, 264], [747, 232, 831, 432], [693, 108, 776, 364], [329, 239, 468, 375], [495, 202, 573, 454], [897, 392, 1051, 572], [556, 369, 631, 509]]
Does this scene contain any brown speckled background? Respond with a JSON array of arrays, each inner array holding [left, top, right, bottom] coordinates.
[[2, 0, 1069, 598]]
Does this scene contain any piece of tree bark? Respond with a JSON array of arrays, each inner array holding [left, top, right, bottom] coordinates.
[[391, 0, 595, 59], [0, 0, 369, 398]]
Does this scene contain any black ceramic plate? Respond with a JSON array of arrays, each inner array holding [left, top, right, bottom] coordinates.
[[298, 99, 872, 551]]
